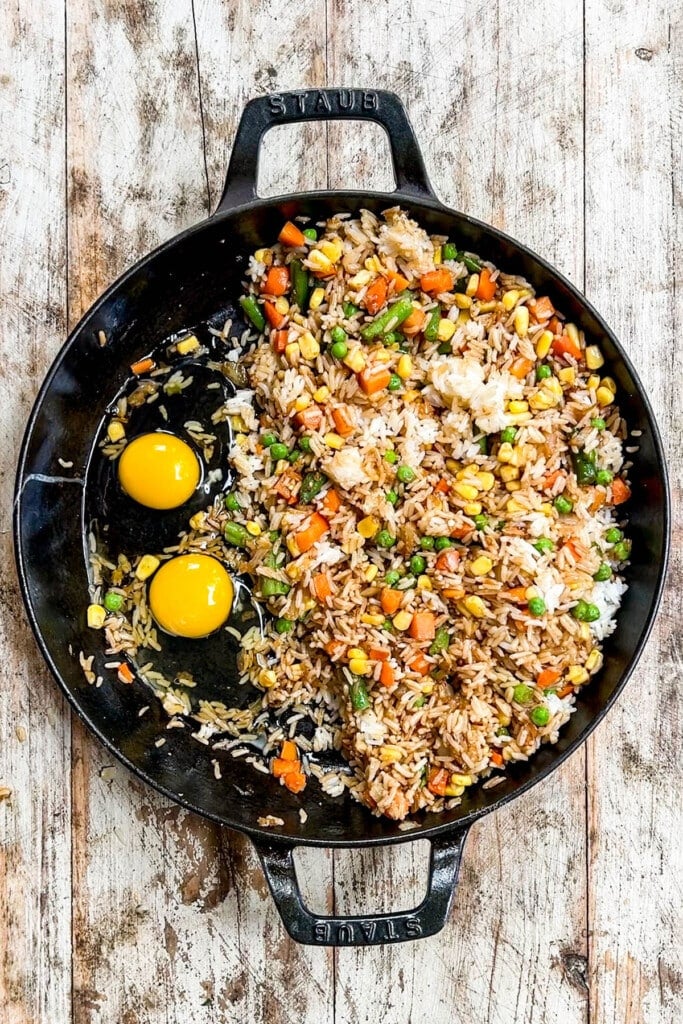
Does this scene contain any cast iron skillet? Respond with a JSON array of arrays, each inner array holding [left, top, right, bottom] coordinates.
[[14, 89, 670, 946]]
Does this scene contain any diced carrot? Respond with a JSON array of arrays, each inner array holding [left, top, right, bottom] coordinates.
[[312, 571, 332, 603], [271, 329, 289, 354], [379, 662, 395, 688], [420, 268, 453, 294], [380, 588, 402, 615], [402, 308, 426, 335], [294, 511, 329, 553], [409, 611, 436, 641], [427, 768, 449, 796], [542, 469, 565, 490], [363, 276, 388, 314], [590, 488, 607, 513], [294, 405, 323, 430], [331, 405, 355, 437], [386, 269, 409, 293], [563, 539, 582, 561], [442, 587, 465, 600], [557, 683, 574, 699], [537, 667, 561, 689], [548, 315, 563, 336], [280, 740, 298, 761], [117, 663, 134, 684], [369, 647, 390, 662], [475, 267, 496, 301], [261, 265, 290, 296], [510, 356, 534, 380], [278, 221, 306, 247], [321, 488, 341, 514], [529, 296, 555, 322], [449, 524, 471, 539], [505, 586, 529, 603], [130, 357, 155, 375], [610, 477, 631, 505], [272, 757, 299, 779], [490, 750, 504, 766], [358, 364, 392, 396], [283, 770, 307, 794], [273, 469, 301, 505], [264, 300, 286, 328], [435, 548, 461, 573], [435, 478, 450, 494], [325, 639, 345, 659], [409, 652, 430, 676], [551, 333, 582, 361]]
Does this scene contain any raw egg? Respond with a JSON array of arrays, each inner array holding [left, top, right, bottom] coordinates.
[[148, 554, 233, 638], [118, 432, 200, 510]]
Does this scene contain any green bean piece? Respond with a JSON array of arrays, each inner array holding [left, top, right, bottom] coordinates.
[[442, 243, 458, 261], [300, 471, 328, 503], [429, 626, 450, 656], [239, 295, 265, 332], [350, 675, 370, 710], [290, 259, 310, 311], [224, 493, 242, 511], [343, 301, 359, 317], [224, 521, 249, 548], [456, 251, 482, 273], [500, 426, 517, 444], [477, 435, 488, 454], [437, 341, 452, 354], [424, 306, 441, 343], [360, 296, 415, 341], [572, 449, 597, 486], [261, 550, 291, 597]]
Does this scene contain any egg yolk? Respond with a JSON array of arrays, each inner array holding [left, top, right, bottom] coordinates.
[[148, 554, 234, 638], [118, 432, 200, 510]]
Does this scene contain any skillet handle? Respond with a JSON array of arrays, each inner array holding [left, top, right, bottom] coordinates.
[[216, 88, 436, 212], [252, 828, 469, 946]]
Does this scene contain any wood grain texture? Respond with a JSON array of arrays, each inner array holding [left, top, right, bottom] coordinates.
[[0, 1, 72, 1022]]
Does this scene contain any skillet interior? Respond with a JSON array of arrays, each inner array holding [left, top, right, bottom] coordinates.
[[15, 192, 669, 847]]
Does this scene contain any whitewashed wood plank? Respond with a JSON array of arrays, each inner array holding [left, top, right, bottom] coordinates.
[[584, 4, 683, 1022], [327, 2, 589, 1021], [0, 1, 72, 1022]]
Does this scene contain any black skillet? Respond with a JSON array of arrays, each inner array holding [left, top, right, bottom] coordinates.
[[14, 89, 670, 946]]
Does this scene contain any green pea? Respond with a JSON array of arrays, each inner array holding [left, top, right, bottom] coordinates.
[[583, 603, 601, 622], [442, 242, 458, 261], [386, 489, 399, 506], [385, 570, 400, 587], [420, 536, 435, 550], [473, 514, 488, 531], [275, 617, 293, 634], [528, 596, 547, 617], [410, 554, 427, 575], [571, 600, 589, 621], [500, 426, 517, 444], [533, 537, 555, 554], [496, 725, 510, 736], [225, 493, 242, 511], [530, 705, 550, 727], [239, 295, 266, 332], [594, 563, 612, 581], [261, 432, 277, 447], [299, 436, 312, 453], [396, 465, 416, 484], [330, 325, 347, 345], [591, 417, 606, 431], [303, 227, 317, 240], [613, 540, 631, 562], [596, 469, 613, 486], [554, 494, 574, 515], [536, 364, 552, 381], [429, 626, 450, 656], [376, 530, 396, 549], [330, 339, 348, 360], [224, 521, 249, 548], [384, 450, 398, 465], [350, 675, 370, 711], [382, 618, 395, 632], [434, 537, 452, 551], [343, 301, 359, 317], [605, 527, 622, 544], [388, 373, 403, 391], [513, 684, 534, 705], [413, 695, 426, 708], [270, 443, 289, 461], [268, 530, 280, 542], [104, 591, 124, 613]]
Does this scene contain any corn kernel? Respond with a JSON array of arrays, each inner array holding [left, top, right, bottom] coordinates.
[[457, 309, 471, 325], [392, 610, 413, 631], [189, 511, 204, 530], [454, 293, 472, 309], [508, 400, 529, 414], [107, 420, 125, 442], [286, 537, 301, 560], [313, 385, 330, 403], [463, 595, 488, 618], [285, 341, 300, 364], [507, 412, 533, 425], [453, 480, 479, 501], [432, 246, 442, 265], [259, 669, 277, 689], [234, 433, 248, 447], [466, 273, 479, 296], [540, 502, 553, 515], [245, 521, 262, 537], [87, 604, 106, 629], [586, 648, 603, 673], [380, 744, 404, 764], [558, 366, 576, 385], [444, 784, 465, 797], [324, 432, 345, 450], [349, 269, 373, 287], [293, 394, 311, 412], [274, 297, 290, 316], [343, 348, 366, 373], [231, 414, 248, 433], [470, 555, 493, 576], [307, 249, 334, 274], [176, 333, 200, 356], [396, 354, 413, 380], [364, 564, 379, 583], [498, 443, 520, 465], [417, 575, 433, 591], [601, 376, 617, 394], [348, 647, 365, 661], [476, 471, 496, 492], [308, 287, 325, 310], [320, 240, 342, 263], [500, 464, 520, 482], [451, 773, 473, 787], [357, 516, 380, 539], [463, 501, 482, 516], [535, 329, 553, 359], [364, 255, 382, 273], [506, 480, 522, 491], [566, 665, 589, 685], [587, 373, 600, 390], [513, 306, 529, 337], [403, 389, 420, 403], [349, 658, 371, 675], [361, 613, 385, 626], [546, 377, 563, 398], [421, 681, 434, 694], [506, 497, 525, 513], [585, 345, 604, 370], [136, 554, 160, 580], [530, 390, 555, 411], [580, 621, 591, 641], [437, 317, 456, 341], [299, 332, 320, 360], [502, 289, 520, 311], [596, 386, 614, 407], [525, 586, 540, 600], [566, 323, 580, 346], [477, 300, 497, 312], [446, 458, 460, 473], [254, 248, 269, 264]]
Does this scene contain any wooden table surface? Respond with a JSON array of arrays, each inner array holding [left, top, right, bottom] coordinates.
[[1, 2, 681, 1022]]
